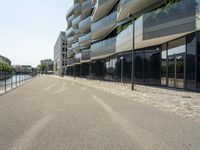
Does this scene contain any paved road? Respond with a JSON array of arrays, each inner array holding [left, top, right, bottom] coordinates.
[[0, 76, 200, 150]]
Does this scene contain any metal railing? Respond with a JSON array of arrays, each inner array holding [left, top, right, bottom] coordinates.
[[0, 72, 35, 94]]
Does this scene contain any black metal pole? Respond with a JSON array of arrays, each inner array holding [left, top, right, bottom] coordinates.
[[11, 72, 13, 89], [121, 57, 124, 83], [16, 73, 17, 87], [4, 72, 6, 92], [74, 65, 75, 80], [131, 20, 135, 90]]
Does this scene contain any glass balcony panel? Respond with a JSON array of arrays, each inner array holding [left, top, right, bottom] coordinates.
[[66, 6, 74, 18], [81, 0, 92, 19], [91, 11, 117, 41], [67, 50, 74, 58], [91, 37, 116, 60], [72, 16, 81, 29], [79, 16, 91, 33], [92, 0, 118, 22], [66, 27, 74, 37], [74, 3, 81, 16], [81, 48, 91, 62], [116, 24, 133, 53], [117, 0, 164, 22], [67, 57, 74, 66], [143, 0, 195, 40], [74, 53, 81, 64], [79, 33, 91, 47], [72, 42, 80, 53]]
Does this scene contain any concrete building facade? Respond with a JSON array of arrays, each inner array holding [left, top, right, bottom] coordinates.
[[65, 0, 200, 92], [54, 32, 68, 76]]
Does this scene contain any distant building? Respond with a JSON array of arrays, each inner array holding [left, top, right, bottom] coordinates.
[[0, 55, 11, 66], [41, 59, 54, 73], [54, 31, 68, 76]]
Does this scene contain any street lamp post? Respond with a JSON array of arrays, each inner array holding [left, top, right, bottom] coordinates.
[[127, 13, 135, 90], [120, 57, 124, 83]]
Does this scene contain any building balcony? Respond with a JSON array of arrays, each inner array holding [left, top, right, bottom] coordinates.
[[92, 0, 118, 22], [67, 36, 74, 46], [81, 0, 92, 19], [116, 24, 133, 53], [79, 33, 91, 48], [67, 49, 74, 58], [67, 57, 74, 66], [79, 16, 91, 34], [66, 27, 74, 37], [72, 15, 81, 29], [72, 42, 80, 53], [117, 0, 164, 22], [73, 32, 81, 43], [91, 11, 117, 41], [66, 5, 74, 18], [134, 0, 196, 49], [81, 48, 91, 62], [74, 3, 81, 16], [91, 36, 116, 60], [74, 53, 81, 64]]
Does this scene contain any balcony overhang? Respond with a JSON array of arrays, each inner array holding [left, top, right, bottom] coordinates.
[[117, 0, 164, 22], [92, 0, 119, 22], [91, 37, 116, 60]]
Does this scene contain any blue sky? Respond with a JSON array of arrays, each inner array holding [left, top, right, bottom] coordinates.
[[0, 0, 73, 67]]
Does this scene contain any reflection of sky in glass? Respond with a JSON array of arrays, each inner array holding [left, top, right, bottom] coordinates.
[[168, 45, 185, 56]]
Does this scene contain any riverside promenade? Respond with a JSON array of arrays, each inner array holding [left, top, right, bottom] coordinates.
[[0, 75, 200, 150]]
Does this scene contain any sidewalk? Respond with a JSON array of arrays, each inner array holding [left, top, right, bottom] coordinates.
[[58, 76, 200, 121]]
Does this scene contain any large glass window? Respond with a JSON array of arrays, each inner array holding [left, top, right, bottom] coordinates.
[[135, 50, 144, 84], [186, 33, 196, 90], [161, 44, 167, 85], [197, 32, 200, 91], [167, 38, 186, 88], [144, 47, 161, 85]]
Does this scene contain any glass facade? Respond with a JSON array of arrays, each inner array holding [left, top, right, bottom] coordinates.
[[68, 32, 200, 92]]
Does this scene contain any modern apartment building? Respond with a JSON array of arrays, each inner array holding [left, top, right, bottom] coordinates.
[[54, 32, 68, 76], [65, 0, 200, 91]]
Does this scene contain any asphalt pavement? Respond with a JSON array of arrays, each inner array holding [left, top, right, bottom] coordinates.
[[0, 76, 200, 150]]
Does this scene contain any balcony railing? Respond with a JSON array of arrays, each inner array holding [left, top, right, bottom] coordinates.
[[117, 0, 164, 22], [116, 24, 133, 53], [92, 0, 118, 22], [81, 0, 92, 19], [91, 36, 116, 60], [79, 33, 91, 48], [66, 5, 74, 18], [72, 42, 80, 53], [67, 49, 74, 58], [72, 15, 81, 29], [81, 48, 91, 62], [142, 0, 195, 40], [79, 16, 91, 34], [67, 36, 74, 45], [74, 3, 81, 16], [74, 53, 81, 64], [66, 27, 74, 37], [67, 57, 74, 66], [91, 11, 117, 41]]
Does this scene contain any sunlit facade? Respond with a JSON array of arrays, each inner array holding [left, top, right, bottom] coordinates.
[[65, 0, 200, 91]]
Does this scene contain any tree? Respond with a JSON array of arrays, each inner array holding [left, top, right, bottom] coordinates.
[[37, 64, 47, 75]]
